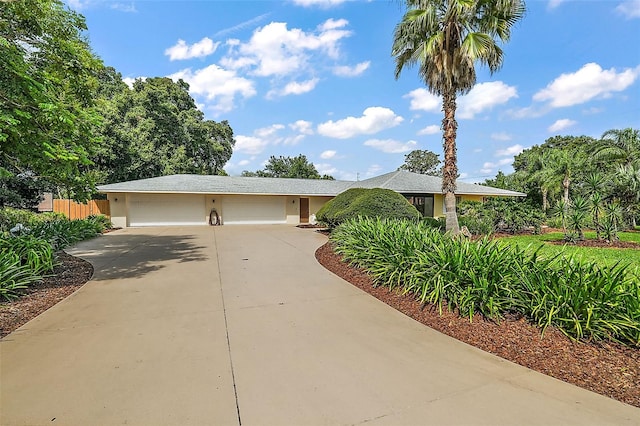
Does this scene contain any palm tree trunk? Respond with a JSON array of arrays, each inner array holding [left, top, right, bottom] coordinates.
[[442, 90, 459, 234], [563, 175, 570, 205], [541, 188, 548, 212]]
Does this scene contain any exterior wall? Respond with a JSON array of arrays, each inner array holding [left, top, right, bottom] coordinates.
[[286, 196, 299, 224], [434, 194, 492, 218], [107, 193, 128, 228], [309, 196, 332, 216]]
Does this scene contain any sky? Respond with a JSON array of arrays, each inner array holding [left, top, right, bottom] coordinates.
[[67, 0, 640, 182]]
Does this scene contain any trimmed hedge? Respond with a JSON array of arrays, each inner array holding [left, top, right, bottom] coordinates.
[[317, 188, 420, 228]]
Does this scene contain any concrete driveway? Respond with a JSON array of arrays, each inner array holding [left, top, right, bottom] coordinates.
[[1, 226, 638, 425]]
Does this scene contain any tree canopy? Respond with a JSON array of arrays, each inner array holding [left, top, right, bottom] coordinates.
[[242, 155, 334, 180], [1, 0, 104, 200], [92, 76, 235, 183], [398, 149, 442, 176]]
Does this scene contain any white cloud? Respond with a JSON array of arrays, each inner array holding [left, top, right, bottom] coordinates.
[[168, 65, 256, 113], [289, 120, 314, 135], [291, 0, 348, 7], [417, 125, 440, 135], [457, 81, 518, 119], [496, 144, 525, 157], [255, 124, 285, 139], [267, 78, 319, 98], [333, 61, 370, 77], [238, 159, 251, 167], [234, 135, 270, 155], [365, 164, 383, 177], [404, 88, 441, 112], [165, 38, 219, 61], [315, 163, 338, 176], [110, 2, 136, 12], [480, 158, 513, 174], [547, 0, 566, 10], [616, 0, 640, 19], [320, 150, 337, 159], [122, 77, 144, 88], [533, 63, 640, 107], [221, 19, 352, 78], [491, 132, 513, 142], [317, 107, 404, 139], [363, 139, 417, 154], [548, 118, 577, 132], [214, 13, 271, 38]]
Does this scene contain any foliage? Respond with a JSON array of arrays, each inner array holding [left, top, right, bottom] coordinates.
[[1, 0, 105, 199], [0, 235, 54, 274], [398, 150, 441, 176], [31, 218, 103, 251], [242, 154, 333, 180], [0, 207, 63, 233], [0, 252, 41, 301], [331, 218, 640, 346], [92, 76, 235, 183], [457, 198, 545, 235], [0, 166, 51, 209], [317, 188, 420, 228], [392, 0, 525, 233]]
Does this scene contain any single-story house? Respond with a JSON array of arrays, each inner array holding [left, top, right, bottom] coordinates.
[[98, 170, 525, 228]]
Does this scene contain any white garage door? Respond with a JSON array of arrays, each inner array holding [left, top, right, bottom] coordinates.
[[129, 194, 205, 226], [222, 196, 286, 225]]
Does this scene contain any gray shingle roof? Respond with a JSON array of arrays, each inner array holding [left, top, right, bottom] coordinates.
[[97, 171, 525, 197], [352, 171, 526, 196], [97, 174, 353, 196]]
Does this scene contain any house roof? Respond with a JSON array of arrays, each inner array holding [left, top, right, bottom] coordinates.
[[97, 171, 526, 197], [351, 171, 526, 197], [97, 174, 353, 196]]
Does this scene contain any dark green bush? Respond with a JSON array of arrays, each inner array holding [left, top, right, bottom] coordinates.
[[421, 216, 445, 230], [317, 188, 420, 228], [458, 198, 545, 235]]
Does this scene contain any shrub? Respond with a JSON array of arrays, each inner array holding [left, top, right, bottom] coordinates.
[[422, 216, 445, 230], [0, 207, 65, 233], [86, 214, 113, 231], [0, 252, 42, 301], [31, 218, 102, 251], [0, 235, 54, 274], [317, 188, 420, 228], [331, 217, 640, 346]]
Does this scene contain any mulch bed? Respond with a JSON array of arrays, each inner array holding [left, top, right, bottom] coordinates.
[[315, 241, 640, 408], [0, 252, 93, 338]]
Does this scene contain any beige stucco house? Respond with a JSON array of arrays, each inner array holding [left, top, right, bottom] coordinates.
[[98, 170, 525, 228]]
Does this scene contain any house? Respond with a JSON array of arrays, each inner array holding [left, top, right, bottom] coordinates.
[[97, 170, 525, 228]]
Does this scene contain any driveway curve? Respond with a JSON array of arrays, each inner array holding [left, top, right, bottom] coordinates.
[[1, 226, 638, 425]]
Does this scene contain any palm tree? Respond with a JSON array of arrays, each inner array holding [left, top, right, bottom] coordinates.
[[593, 128, 640, 168], [392, 0, 526, 233], [529, 150, 558, 212]]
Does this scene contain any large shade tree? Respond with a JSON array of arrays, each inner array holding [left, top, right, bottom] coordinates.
[[392, 0, 525, 233], [1, 0, 104, 200]]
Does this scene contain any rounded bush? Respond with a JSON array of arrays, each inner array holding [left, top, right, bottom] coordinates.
[[317, 188, 420, 228]]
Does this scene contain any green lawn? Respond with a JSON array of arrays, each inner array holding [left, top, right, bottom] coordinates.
[[499, 231, 640, 272]]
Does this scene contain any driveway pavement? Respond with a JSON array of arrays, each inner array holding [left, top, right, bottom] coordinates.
[[1, 226, 639, 425]]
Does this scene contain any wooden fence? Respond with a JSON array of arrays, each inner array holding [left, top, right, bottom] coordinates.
[[53, 199, 111, 220]]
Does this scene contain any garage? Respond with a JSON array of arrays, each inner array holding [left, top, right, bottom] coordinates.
[[128, 194, 206, 226], [222, 195, 286, 225]]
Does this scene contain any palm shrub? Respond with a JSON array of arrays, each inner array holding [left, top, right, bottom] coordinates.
[[331, 217, 640, 346]]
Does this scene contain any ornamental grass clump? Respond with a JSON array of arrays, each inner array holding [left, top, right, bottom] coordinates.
[[331, 217, 640, 346]]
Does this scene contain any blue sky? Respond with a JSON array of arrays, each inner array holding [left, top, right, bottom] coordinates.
[[69, 0, 640, 182]]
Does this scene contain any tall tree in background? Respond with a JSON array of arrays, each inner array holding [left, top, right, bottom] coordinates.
[[93, 77, 235, 183], [1, 0, 104, 200], [242, 155, 334, 180], [593, 128, 639, 168], [398, 149, 441, 176], [392, 0, 526, 233]]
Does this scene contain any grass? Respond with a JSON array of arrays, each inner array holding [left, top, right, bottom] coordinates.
[[500, 231, 640, 270]]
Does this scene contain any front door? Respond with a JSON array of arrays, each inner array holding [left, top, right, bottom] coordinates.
[[300, 198, 310, 223]]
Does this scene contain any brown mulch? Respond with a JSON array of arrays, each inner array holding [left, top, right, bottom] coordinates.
[[315, 242, 640, 408], [547, 239, 640, 249], [0, 252, 93, 338]]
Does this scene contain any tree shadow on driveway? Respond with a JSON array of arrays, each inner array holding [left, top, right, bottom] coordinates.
[[70, 233, 210, 282]]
